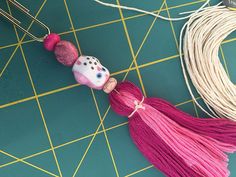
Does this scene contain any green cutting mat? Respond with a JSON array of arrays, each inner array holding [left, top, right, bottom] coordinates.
[[1, 0, 236, 176]]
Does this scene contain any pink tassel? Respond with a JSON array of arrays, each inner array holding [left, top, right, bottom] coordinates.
[[146, 97, 236, 146], [109, 81, 236, 177]]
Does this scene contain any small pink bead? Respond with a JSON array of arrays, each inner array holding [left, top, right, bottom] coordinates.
[[54, 40, 79, 66], [44, 33, 61, 51]]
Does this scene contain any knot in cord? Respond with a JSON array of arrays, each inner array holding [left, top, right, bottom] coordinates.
[[128, 97, 145, 118]]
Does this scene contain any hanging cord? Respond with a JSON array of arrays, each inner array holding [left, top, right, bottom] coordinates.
[[94, 0, 210, 21], [95, 0, 236, 120], [179, 5, 236, 121]]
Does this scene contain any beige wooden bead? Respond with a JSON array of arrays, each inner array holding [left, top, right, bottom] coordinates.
[[103, 77, 117, 94]]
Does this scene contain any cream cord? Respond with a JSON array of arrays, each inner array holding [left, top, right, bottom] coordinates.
[[179, 5, 236, 120], [95, 0, 236, 120], [94, 0, 210, 21], [128, 97, 145, 118]]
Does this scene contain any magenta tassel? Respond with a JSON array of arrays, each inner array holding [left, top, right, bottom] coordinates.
[[109, 81, 236, 177], [129, 116, 201, 177]]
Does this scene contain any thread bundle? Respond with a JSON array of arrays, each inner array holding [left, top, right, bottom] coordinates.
[[109, 81, 236, 177], [180, 5, 236, 120], [41, 2, 236, 176], [94, 1, 236, 121]]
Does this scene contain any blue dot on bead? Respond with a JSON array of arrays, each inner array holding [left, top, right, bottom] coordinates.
[[97, 73, 102, 78]]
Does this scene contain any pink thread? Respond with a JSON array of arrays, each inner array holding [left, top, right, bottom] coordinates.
[[137, 104, 233, 176], [146, 97, 236, 146], [109, 81, 236, 177], [128, 97, 145, 118]]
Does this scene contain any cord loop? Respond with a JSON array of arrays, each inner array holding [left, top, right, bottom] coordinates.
[[128, 97, 145, 118]]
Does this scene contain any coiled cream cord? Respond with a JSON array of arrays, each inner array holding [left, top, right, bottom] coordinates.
[[179, 5, 236, 120], [94, 0, 236, 121]]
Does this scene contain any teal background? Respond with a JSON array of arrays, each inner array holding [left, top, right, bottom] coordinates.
[[0, 0, 236, 177]]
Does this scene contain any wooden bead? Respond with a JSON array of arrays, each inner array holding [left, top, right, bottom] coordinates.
[[103, 78, 117, 94]]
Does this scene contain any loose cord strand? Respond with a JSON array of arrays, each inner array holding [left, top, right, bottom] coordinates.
[[95, 0, 236, 121], [94, 0, 210, 21]]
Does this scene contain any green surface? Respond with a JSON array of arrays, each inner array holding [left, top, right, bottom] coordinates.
[[0, 0, 236, 177]]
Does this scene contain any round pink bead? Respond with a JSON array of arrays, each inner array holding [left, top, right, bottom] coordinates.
[[44, 33, 61, 51], [54, 40, 79, 66]]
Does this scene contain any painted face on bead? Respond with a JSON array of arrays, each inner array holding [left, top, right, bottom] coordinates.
[[72, 56, 110, 90]]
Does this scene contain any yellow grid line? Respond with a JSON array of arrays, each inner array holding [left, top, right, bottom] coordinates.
[[175, 96, 201, 107], [192, 101, 200, 117], [20, 38, 63, 177], [71, 106, 111, 176], [0, 7, 177, 176], [1, 1, 61, 177], [164, 1, 200, 117], [0, 54, 180, 109], [0, 0, 47, 79], [71, 1, 167, 176], [122, 1, 166, 80], [0, 49, 179, 175], [121, 93, 200, 177], [125, 165, 153, 177], [123, 3, 200, 176], [124, 2, 224, 176], [0, 149, 52, 169], [0, 0, 225, 176], [1, 23, 235, 52], [55, 121, 129, 150], [0, 46, 19, 78], [116, 0, 148, 96], [0, 96, 195, 170], [0, 150, 59, 177], [222, 37, 236, 44], [90, 90, 120, 177], [139, 54, 180, 69], [1, 30, 177, 170], [63, 0, 82, 55], [219, 47, 230, 77], [2, 0, 236, 55], [0, 0, 206, 50], [164, 2, 178, 48], [0, 43, 20, 50], [0, 96, 36, 108], [0, 122, 128, 169], [126, 1, 211, 176], [63, 1, 120, 176], [1, 0, 233, 97], [6, 1, 63, 176]]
